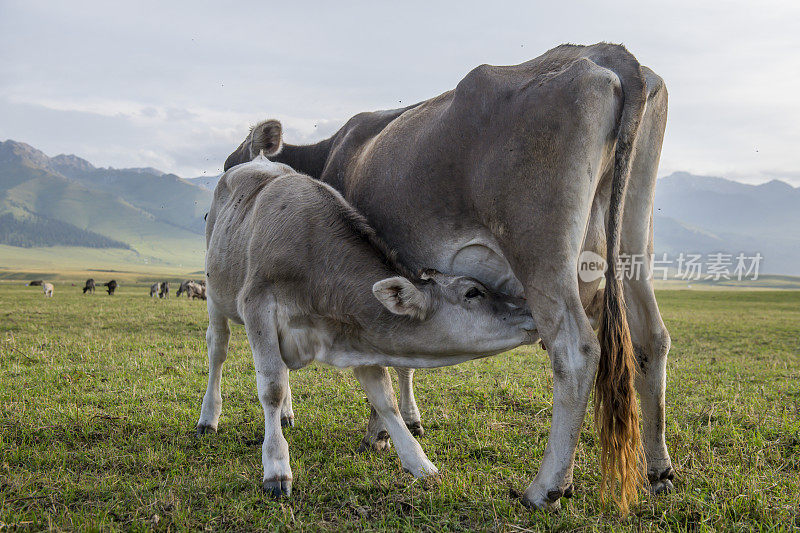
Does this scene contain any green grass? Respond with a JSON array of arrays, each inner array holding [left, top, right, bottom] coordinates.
[[0, 254, 202, 283], [1, 286, 799, 531]]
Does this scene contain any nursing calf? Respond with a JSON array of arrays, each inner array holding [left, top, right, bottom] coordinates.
[[198, 139, 534, 498]]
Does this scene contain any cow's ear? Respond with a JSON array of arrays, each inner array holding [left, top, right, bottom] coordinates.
[[373, 277, 429, 319], [248, 119, 283, 158]]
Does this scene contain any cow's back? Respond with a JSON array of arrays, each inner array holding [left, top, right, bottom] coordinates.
[[319, 44, 631, 284]]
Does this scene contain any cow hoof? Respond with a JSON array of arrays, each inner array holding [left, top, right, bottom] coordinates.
[[648, 466, 675, 495], [357, 430, 391, 453], [406, 421, 425, 437], [649, 479, 674, 495], [280, 416, 295, 428], [196, 424, 217, 436], [521, 493, 561, 512], [262, 478, 292, 499], [521, 485, 570, 511]]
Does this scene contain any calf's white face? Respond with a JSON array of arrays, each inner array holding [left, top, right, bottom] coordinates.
[[372, 271, 535, 356]]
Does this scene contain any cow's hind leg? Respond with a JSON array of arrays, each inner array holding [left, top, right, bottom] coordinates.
[[353, 366, 438, 478], [241, 290, 292, 497], [621, 68, 674, 493], [197, 300, 230, 434], [522, 283, 599, 510], [626, 280, 673, 494]]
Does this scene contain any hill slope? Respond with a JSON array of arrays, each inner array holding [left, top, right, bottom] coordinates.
[[2, 139, 799, 276], [654, 172, 800, 275], [0, 141, 207, 270]]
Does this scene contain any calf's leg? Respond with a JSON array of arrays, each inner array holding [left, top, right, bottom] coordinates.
[[358, 367, 422, 452], [353, 366, 437, 478], [197, 301, 230, 434], [241, 292, 292, 497], [357, 405, 391, 452], [280, 382, 295, 428], [395, 367, 424, 436]]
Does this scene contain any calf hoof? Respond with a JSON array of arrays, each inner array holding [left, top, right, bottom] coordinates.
[[402, 459, 439, 478], [196, 424, 217, 436], [357, 430, 391, 453], [406, 421, 425, 437], [262, 478, 292, 499], [647, 466, 675, 495], [280, 416, 295, 428]]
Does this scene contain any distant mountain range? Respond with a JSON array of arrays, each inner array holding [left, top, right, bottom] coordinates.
[[654, 172, 800, 276], [186, 174, 222, 191], [1, 139, 798, 275], [0, 140, 211, 269]]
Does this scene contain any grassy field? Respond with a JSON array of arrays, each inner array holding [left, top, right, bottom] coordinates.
[[1, 284, 799, 531], [0, 242, 204, 279]]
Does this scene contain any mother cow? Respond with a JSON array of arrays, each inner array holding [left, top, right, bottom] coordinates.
[[225, 43, 673, 511]]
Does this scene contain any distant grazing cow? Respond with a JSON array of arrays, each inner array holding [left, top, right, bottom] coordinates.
[[27, 280, 43, 287], [176, 280, 191, 297], [83, 279, 95, 294], [196, 152, 535, 499], [159, 281, 170, 299], [186, 281, 206, 300], [150, 282, 161, 297], [178, 279, 205, 297], [42, 283, 54, 297], [103, 280, 117, 295]]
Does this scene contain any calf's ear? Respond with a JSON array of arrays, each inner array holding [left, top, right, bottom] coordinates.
[[248, 119, 283, 158], [373, 277, 429, 320]]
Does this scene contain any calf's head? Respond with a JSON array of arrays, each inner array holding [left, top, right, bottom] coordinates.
[[372, 270, 535, 356]]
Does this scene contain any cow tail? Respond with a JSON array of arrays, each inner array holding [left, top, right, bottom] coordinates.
[[594, 47, 647, 514]]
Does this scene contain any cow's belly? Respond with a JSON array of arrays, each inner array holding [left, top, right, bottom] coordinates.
[[447, 238, 524, 297], [410, 230, 525, 298]]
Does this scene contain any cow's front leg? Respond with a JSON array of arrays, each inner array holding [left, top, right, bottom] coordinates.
[[522, 289, 599, 511], [395, 367, 424, 436], [353, 366, 438, 478], [357, 405, 391, 452], [197, 301, 230, 434], [242, 293, 292, 498]]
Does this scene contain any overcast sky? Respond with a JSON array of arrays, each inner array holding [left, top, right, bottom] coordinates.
[[1, 0, 798, 184]]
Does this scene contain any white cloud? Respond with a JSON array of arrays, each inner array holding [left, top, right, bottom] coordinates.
[[1, 0, 799, 185]]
